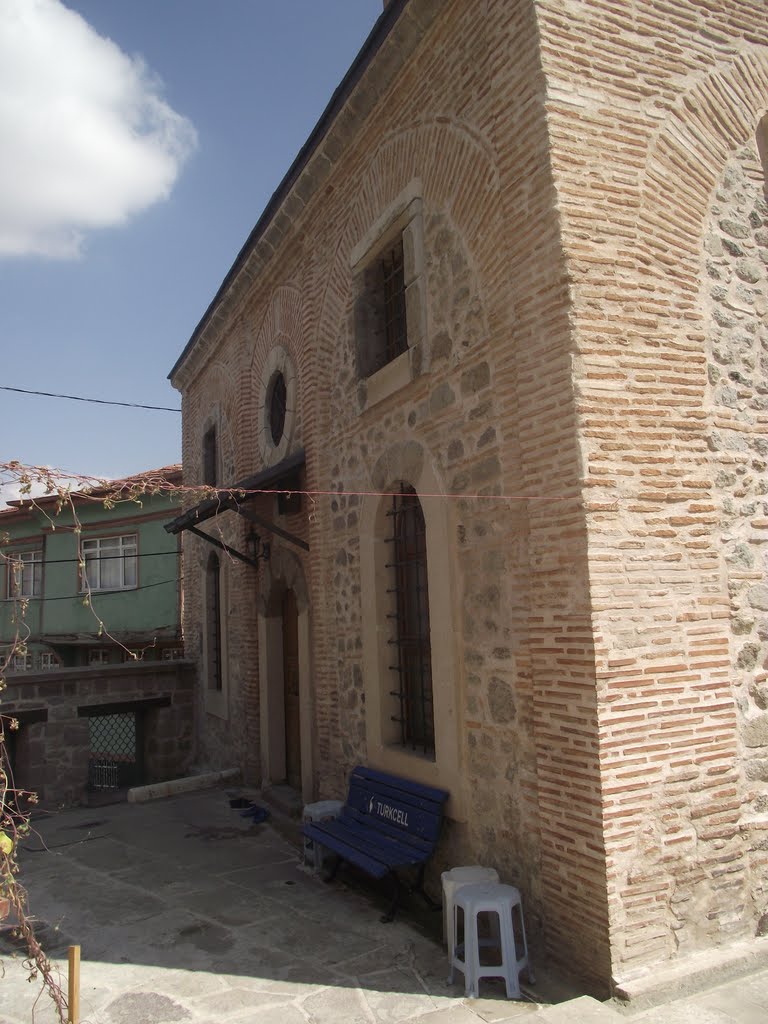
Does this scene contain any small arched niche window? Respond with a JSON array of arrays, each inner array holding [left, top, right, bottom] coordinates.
[[202, 426, 218, 487], [386, 484, 434, 755], [268, 371, 287, 446], [205, 551, 222, 692]]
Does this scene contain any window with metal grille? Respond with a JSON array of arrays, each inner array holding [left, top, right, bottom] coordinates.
[[356, 235, 409, 379], [386, 484, 434, 756], [6, 549, 42, 598], [381, 240, 408, 364], [80, 534, 137, 591], [87, 712, 140, 790], [203, 426, 218, 486], [206, 551, 223, 691]]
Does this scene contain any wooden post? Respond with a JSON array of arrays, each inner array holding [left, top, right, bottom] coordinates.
[[67, 945, 80, 1024]]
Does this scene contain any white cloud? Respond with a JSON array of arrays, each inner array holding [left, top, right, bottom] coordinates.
[[0, 472, 83, 508], [0, 0, 197, 258]]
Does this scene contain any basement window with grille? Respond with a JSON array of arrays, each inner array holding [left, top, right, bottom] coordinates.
[[385, 484, 434, 756]]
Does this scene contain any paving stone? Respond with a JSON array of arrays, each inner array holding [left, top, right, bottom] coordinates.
[[8, 789, 768, 1024]]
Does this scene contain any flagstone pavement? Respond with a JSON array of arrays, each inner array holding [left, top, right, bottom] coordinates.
[[1, 787, 766, 1024]]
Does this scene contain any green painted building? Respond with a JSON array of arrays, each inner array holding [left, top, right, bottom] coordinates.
[[0, 466, 183, 671]]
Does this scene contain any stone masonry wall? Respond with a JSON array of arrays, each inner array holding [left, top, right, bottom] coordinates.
[[174, 0, 609, 987], [705, 140, 768, 930], [537, 0, 768, 984], [4, 662, 194, 807]]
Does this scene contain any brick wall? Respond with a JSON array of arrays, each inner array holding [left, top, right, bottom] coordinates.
[[537, 0, 768, 983], [170, 0, 768, 992], [172, 0, 614, 987]]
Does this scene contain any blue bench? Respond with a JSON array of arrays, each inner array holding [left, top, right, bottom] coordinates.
[[303, 766, 449, 922]]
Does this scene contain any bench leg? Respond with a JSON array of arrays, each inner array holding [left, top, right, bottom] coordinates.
[[412, 864, 441, 912], [381, 873, 401, 924], [323, 855, 342, 884]]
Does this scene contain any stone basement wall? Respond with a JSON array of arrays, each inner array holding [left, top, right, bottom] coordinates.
[[537, 0, 768, 986], [3, 662, 195, 807]]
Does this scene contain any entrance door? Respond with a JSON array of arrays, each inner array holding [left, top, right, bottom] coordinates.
[[282, 588, 301, 789]]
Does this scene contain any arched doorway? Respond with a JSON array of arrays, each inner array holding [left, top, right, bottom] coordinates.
[[257, 547, 313, 801], [281, 587, 301, 790]]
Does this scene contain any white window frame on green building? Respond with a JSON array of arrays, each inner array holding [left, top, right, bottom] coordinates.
[[5, 549, 42, 599], [80, 534, 138, 592]]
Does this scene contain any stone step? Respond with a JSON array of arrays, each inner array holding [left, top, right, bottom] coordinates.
[[535, 996, 626, 1023]]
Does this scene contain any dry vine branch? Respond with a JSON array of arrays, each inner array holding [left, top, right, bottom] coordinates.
[[0, 459, 203, 1023], [0, 459, 236, 1021]]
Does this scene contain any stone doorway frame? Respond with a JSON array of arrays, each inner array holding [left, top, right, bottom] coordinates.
[[256, 545, 313, 802]]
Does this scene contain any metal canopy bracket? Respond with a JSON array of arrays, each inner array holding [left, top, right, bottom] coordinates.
[[185, 524, 260, 568], [164, 449, 308, 556], [236, 507, 309, 552]]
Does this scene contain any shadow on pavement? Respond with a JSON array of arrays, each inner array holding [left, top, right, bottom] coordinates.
[[2, 787, 574, 1024]]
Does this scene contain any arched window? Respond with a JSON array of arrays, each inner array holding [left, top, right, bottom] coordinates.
[[386, 484, 434, 755], [205, 552, 222, 691], [202, 426, 218, 487]]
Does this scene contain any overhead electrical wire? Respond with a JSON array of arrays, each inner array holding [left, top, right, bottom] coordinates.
[[23, 576, 181, 602], [0, 385, 180, 413], [2, 550, 181, 566]]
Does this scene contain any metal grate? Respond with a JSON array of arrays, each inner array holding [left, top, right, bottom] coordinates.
[[381, 240, 408, 364], [87, 712, 139, 789], [385, 484, 434, 756]]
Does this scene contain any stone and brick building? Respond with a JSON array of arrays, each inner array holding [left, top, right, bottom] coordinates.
[[1, 466, 192, 805], [167, 0, 768, 995]]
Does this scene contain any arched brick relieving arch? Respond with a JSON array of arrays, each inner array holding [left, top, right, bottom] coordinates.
[[248, 285, 304, 379], [312, 117, 505, 432], [637, 48, 768, 292]]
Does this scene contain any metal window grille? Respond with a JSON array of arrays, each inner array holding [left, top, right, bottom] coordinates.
[[87, 712, 139, 790], [206, 552, 223, 690], [386, 484, 434, 756], [381, 240, 407, 364], [269, 372, 287, 445]]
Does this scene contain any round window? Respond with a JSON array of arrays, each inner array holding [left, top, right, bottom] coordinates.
[[268, 372, 287, 445]]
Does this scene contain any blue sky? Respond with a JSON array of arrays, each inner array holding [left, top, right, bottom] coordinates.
[[0, 0, 383, 494]]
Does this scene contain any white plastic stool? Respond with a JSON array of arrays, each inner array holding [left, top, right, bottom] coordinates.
[[441, 866, 499, 946], [302, 799, 344, 872], [449, 882, 533, 999]]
